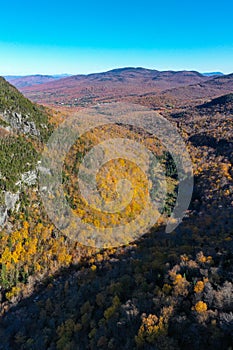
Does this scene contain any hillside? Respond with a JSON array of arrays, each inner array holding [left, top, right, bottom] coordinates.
[[197, 93, 233, 114], [155, 74, 233, 107], [0, 77, 52, 226]]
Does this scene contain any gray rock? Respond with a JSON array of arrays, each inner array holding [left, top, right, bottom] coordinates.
[[2, 110, 40, 136], [21, 170, 37, 186], [0, 206, 7, 227], [5, 191, 19, 211], [0, 191, 20, 227]]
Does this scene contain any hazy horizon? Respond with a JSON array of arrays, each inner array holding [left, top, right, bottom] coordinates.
[[1, 66, 229, 77]]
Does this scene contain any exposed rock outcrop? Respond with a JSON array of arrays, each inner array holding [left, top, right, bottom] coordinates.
[[0, 191, 19, 227], [2, 111, 40, 136]]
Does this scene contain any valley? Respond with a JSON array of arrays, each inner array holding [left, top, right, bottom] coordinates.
[[0, 68, 232, 350]]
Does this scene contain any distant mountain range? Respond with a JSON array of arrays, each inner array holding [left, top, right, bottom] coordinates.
[[4, 69, 224, 90], [8, 67, 209, 106], [3, 68, 232, 108], [4, 74, 72, 88], [202, 72, 224, 77]]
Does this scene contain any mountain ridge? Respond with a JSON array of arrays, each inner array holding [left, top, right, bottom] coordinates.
[[13, 67, 211, 107]]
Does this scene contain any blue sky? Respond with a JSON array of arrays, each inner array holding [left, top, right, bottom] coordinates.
[[0, 0, 233, 75]]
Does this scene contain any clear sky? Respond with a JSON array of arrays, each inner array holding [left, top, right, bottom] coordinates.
[[0, 0, 233, 75]]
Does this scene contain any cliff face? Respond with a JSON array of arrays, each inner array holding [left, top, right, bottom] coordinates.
[[0, 77, 51, 228], [0, 77, 50, 139]]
